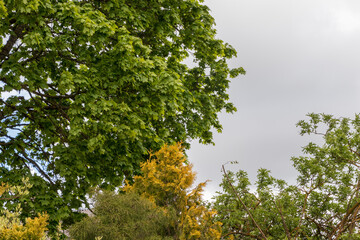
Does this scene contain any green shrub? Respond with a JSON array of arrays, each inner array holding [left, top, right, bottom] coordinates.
[[69, 191, 173, 240]]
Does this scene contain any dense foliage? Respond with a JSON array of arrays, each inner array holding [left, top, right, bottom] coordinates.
[[69, 192, 172, 240], [0, 0, 243, 230], [71, 143, 221, 240], [125, 143, 222, 239], [213, 113, 360, 239], [0, 180, 48, 240]]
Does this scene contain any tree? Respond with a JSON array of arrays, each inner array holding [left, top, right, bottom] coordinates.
[[0, 179, 49, 240], [69, 191, 172, 240], [213, 113, 360, 239], [125, 143, 222, 240], [0, 0, 244, 230]]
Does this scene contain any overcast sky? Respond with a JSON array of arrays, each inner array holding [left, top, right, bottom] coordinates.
[[189, 0, 360, 200]]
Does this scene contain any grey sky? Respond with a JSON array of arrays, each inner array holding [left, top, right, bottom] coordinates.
[[189, 0, 360, 200]]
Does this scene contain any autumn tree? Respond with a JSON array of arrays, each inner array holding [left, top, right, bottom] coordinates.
[[0, 0, 244, 229], [213, 113, 360, 239], [125, 143, 222, 240]]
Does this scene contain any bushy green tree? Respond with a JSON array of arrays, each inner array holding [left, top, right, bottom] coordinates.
[[69, 191, 172, 240], [213, 113, 360, 239], [0, 0, 243, 230]]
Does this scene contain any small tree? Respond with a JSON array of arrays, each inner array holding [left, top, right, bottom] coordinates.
[[69, 191, 172, 240], [213, 113, 360, 239], [125, 143, 222, 240]]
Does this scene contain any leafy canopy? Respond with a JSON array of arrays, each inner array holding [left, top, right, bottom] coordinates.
[[213, 113, 360, 239], [0, 0, 243, 229]]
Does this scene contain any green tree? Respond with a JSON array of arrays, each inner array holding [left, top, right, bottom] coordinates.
[[0, 0, 244, 230], [213, 113, 360, 239], [69, 191, 172, 240], [125, 143, 222, 240]]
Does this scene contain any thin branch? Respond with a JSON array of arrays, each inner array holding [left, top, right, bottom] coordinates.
[[293, 178, 323, 238], [222, 164, 268, 240], [349, 148, 360, 160], [273, 199, 292, 239], [0, 196, 20, 201], [0, 141, 12, 146], [14, 148, 54, 186], [331, 201, 360, 238]]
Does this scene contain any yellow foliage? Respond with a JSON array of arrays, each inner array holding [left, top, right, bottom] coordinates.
[[0, 183, 9, 197], [0, 0, 7, 17], [0, 180, 49, 240], [0, 178, 32, 200], [179, 204, 222, 240], [0, 213, 49, 240], [125, 143, 222, 239], [125, 143, 195, 209]]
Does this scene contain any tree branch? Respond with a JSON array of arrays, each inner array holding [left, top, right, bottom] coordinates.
[[0, 25, 26, 62], [331, 201, 360, 238], [0, 195, 20, 201], [273, 199, 291, 239], [222, 164, 268, 240], [14, 148, 55, 186]]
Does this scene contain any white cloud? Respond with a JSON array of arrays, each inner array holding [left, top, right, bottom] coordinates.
[[0, 89, 29, 100], [331, 6, 360, 34]]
